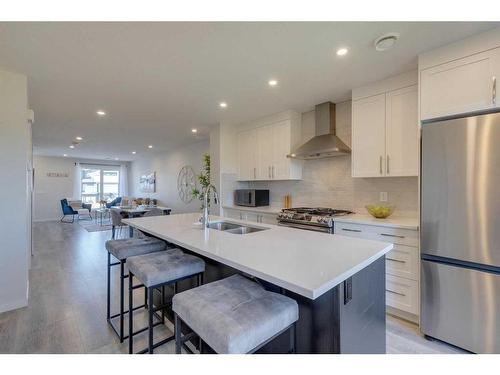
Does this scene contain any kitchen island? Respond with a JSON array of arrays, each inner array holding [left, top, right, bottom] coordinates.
[[123, 213, 393, 354]]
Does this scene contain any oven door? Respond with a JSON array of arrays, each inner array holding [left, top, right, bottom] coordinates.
[[278, 221, 332, 233]]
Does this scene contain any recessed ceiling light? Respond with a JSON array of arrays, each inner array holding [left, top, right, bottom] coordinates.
[[148, 145, 153, 149], [268, 79, 278, 87], [75, 136, 83, 141], [114, 158, 119, 161], [132, 151, 136, 155], [219, 102, 227, 108], [96, 110, 106, 116], [63, 154, 68, 157], [374, 33, 399, 51], [69, 145, 75, 149], [336, 48, 348, 56], [191, 128, 198, 133]]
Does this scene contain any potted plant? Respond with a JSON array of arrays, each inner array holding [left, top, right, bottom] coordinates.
[[192, 153, 211, 209]]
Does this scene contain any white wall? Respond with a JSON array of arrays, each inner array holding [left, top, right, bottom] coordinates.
[[0, 69, 29, 313], [129, 140, 210, 214], [33, 156, 128, 222]]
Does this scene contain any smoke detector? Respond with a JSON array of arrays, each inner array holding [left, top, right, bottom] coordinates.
[[374, 32, 400, 51]]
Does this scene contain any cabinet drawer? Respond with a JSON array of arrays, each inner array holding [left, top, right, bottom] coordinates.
[[334, 221, 418, 247], [386, 275, 419, 315], [386, 244, 419, 281]]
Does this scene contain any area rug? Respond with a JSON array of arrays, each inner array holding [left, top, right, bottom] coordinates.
[[79, 219, 112, 232]]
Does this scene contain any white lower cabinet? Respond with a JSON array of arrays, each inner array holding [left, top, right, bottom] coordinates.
[[385, 275, 419, 315], [223, 208, 278, 225], [335, 221, 419, 321]]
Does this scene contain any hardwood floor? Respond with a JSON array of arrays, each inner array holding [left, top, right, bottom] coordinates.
[[0, 220, 467, 354]]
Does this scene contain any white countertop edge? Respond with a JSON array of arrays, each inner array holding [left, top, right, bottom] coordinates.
[[222, 205, 282, 215], [310, 243, 393, 299], [222, 205, 419, 230], [333, 215, 419, 230], [123, 218, 394, 299]]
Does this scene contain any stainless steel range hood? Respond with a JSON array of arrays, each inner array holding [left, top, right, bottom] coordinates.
[[287, 102, 350, 160]]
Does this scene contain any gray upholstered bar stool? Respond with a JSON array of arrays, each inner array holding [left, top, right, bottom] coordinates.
[[172, 274, 299, 354], [105, 237, 167, 342], [127, 250, 205, 354]]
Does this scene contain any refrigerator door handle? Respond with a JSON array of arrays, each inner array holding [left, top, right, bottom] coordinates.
[[493, 76, 497, 105]]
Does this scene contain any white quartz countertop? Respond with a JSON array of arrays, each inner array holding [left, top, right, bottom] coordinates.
[[123, 213, 393, 300]]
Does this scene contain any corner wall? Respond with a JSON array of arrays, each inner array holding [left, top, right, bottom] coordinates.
[[0, 69, 29, 313]]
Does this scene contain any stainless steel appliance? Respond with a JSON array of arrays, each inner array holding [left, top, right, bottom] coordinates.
[[287, 102, 351, 160], [277, 207, 353, 233], [421, 110, 500, 354], [234, 189, 269, 207]]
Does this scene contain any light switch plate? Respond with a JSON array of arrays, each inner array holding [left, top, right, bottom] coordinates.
[[380, 192, 388, 202]]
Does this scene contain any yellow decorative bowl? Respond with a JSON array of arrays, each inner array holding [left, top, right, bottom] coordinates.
[[365, 205, 395, 219]]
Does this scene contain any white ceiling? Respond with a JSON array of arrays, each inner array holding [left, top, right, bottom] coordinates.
[[0, 22, 498, 161]]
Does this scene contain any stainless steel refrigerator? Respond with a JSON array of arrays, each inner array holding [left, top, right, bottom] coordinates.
[[421, 110, 500, 354]]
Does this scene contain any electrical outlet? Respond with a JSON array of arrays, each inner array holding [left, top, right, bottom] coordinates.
[[380, 192, 388, 202]]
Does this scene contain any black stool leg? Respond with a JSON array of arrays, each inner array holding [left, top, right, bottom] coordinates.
[[129, 272, 134, 354], [106, 252, 111, 322], [148, 287, 154, 354], [119, 260, 125, 342], [161, 286, 165, 324], [290, 322, 297, 354], [174, 313, 181, 354]]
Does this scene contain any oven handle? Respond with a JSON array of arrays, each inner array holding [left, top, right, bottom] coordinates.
[[277, 222, 332, 233]]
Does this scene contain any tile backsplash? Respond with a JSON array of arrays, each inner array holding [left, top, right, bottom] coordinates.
[[245, 156, 418, 217]]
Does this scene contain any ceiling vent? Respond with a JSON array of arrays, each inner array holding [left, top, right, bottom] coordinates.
[[374, 32, 400, 51]]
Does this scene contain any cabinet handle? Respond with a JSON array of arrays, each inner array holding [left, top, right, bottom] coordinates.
[[386, 155, 390, 174], [239, 213, 242, 220], [386, 258, 406, 264], [379, 156, 383, 175], [253, 167, 256, 179], [268, 166, 271, 179], [342, 228, 362, 233], [493, 76, 497, 105], [380, 233, 405, 239], [386, 289, 406, 297], [272, 165, 275, 179]]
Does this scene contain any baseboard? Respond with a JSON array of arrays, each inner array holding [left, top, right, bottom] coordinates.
[[0, 297, 28, 314], [33, 218, 63, 223], [387, 306, 419, 325]]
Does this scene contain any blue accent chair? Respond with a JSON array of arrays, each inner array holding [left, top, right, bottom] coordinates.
[[106, 197, 122, 209], [60, 199, 92, 223]]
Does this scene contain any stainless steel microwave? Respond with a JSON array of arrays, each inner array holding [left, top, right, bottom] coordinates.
[[234, 189, 269, 207]]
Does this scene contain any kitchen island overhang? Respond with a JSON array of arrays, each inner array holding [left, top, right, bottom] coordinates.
[[123, 213, 393, 353]]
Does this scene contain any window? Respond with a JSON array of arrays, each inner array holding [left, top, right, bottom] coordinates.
[[81, 166, 120, 207]]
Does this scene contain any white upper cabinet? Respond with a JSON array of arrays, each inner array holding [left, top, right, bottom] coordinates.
[[385, 85, 419, 176], [352, 94, 386, 177], [420, 48, 500, 120], [237, 128, 257, 180], [256, 125, 273, 179], [237, 115, 302, 181], [271, 120, 293, 180], [351, 70, 419, 178]]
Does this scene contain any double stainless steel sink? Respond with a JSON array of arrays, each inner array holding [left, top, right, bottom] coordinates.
[[207, 221, 268, 235]]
